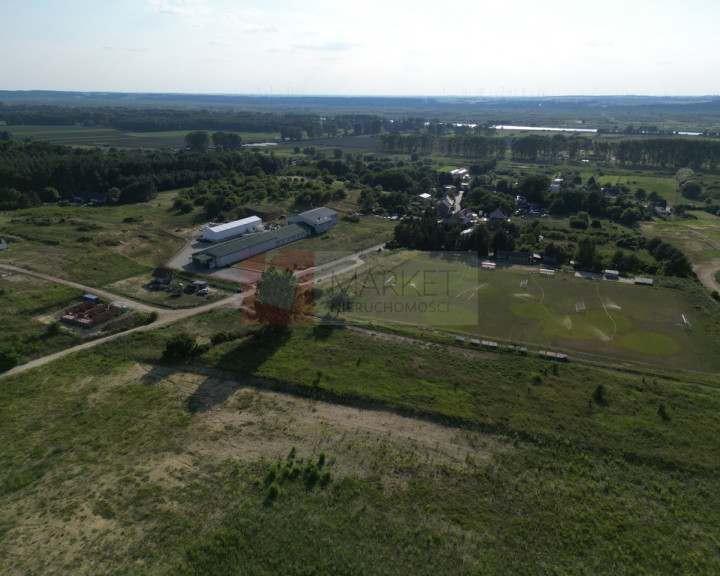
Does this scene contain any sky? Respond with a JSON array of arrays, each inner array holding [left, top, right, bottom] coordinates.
[[1, 0, 719, 96]]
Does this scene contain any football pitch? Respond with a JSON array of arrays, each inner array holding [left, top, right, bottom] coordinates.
[[325, 251, 720, 372]]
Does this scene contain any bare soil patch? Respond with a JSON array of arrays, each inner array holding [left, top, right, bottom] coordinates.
[[140, 364, 509, 481], [1, 363, 509, 574], [693, 257, 720, 292]]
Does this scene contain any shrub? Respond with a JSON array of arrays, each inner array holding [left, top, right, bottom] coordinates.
[[265, 464, 279, 484], [162, 332, 199, 363], [304, 461, 320, 487], [320, 470, 332, 488], [210, 331, 235, 346], [592, 384, 607, 405], [658, 403, 671, 422], [266, 482, 280, 501], [45, 321, 62, 337]]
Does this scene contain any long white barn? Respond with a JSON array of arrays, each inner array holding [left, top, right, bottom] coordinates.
[[200, 216, 262, 243]]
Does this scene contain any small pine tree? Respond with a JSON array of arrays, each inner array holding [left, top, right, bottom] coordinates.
[[592, 384, 607, 405]]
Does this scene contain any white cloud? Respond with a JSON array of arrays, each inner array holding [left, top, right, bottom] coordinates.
[[102, 45, 150, 53], [292, 41, 361, 52], [148, 0, 195, 17]]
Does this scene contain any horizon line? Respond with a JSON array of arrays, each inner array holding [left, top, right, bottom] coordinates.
[[1, 89, 718, 100]]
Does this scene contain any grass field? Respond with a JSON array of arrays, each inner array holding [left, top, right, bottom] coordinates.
[[2, 114, 720, 574], [646, 211, 720, 261], [1, 319, 719, 575], [0, 191, 193, 285], [320, 251, 720, 372], [4, 125, 282, 149]]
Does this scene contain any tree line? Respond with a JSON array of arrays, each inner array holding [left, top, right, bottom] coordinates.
[[509, 133, 720, 169], [0, 104, 388, 139], [0, 139, 282, 210], [380, 133, 507, 157]]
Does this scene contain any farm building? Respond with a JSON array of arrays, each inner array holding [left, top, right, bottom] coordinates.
[[200, 216, 263, 243], [604, 269, 620, 280], [82, 294, 101, 305], [286, 207, 338, 234], [634, 277, 654, 286], [192, 224, 309, 269]]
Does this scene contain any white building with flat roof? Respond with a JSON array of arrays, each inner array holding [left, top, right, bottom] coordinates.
[[200, 216, 262, 243]]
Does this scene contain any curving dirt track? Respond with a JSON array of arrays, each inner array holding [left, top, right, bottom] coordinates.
[[693, 257, 720, 292]]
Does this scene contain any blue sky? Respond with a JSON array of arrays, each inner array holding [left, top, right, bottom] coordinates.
[[2, 0, 719, 96]]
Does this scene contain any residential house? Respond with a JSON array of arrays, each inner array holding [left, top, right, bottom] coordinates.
[[488, 207, 508, 221], [453, 208, 478, 225], [152, 267, 176, 285], [435, 196, 454, 217]]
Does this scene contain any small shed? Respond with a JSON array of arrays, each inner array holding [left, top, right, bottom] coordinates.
[[604, 269, 619, 280], [83, 294, 101, 305]]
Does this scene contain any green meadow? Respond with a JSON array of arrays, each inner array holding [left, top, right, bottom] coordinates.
[[4, 125, 280, 149], [321, 251, 720, 372]]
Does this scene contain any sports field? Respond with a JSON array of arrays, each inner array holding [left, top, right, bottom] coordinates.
[[324, 251, 720, 372]]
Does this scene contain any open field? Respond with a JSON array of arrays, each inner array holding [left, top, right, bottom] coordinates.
[[1, 320, 719, 574], [2, 97, 720, 574], [3, 125, 282, 149], [0, 192, 193, 285], [319, 251, 720, 372]]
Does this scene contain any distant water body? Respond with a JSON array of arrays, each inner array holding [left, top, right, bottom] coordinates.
[[492, 124, 597, 133], [493, 125, 703, 136]]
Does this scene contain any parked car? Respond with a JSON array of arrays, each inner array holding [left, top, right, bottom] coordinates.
[[197, 288, 209, 295]]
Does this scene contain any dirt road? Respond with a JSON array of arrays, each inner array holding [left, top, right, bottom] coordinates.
[[0, 263, 249, 379], [693, 257, 720, 292], [0, 243, 384, 380]]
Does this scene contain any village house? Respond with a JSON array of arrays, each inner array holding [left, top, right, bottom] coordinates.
[[453, 208, 478, 225], [488, 207, 509, 221], [152, 267, 176, 285], [435, 196, 454, 217]]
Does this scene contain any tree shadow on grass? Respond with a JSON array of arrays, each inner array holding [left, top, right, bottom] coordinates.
[[312, 323, 345, 341], [140, 364, 182, 386], [186, 325, 292, 414]]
